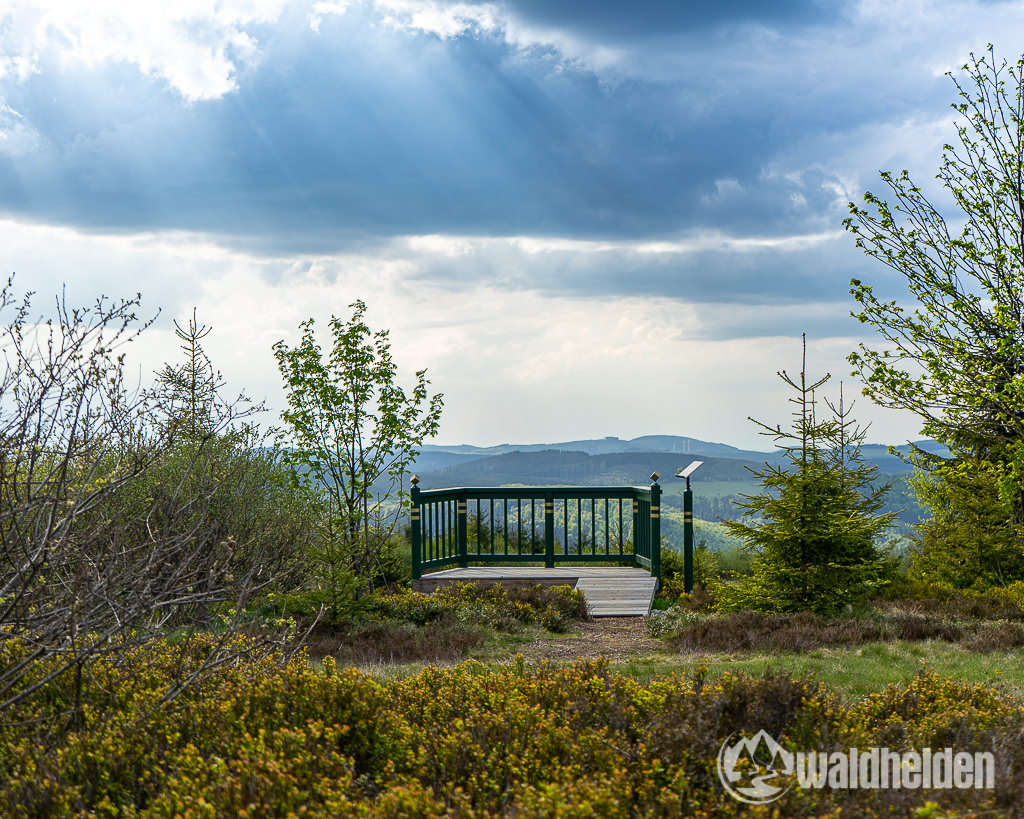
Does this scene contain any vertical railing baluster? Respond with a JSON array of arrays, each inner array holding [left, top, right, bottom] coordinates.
[[591, 498, 596, 555], [504, 498, 510, 556], [531, 497, 536, 554], [427, 503, 433, 562], [576, 497, 582, 554], [441, 501, 447, 559], [517, 498, 522, 554], [565, 495, 573, 552], [598, 495, 606, 552], [626, 493, 634, 565], [618, 498, 623, 555]]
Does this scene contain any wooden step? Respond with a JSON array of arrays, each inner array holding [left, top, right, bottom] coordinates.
[[574, 577, 657, 617]]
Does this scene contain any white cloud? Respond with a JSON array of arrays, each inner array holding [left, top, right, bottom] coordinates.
[[308, 1, 349, 32], [0, 0, 289, 101], [404, 230, 843, 258], [0, 217, 923, 449], [372, 0, 500, 39], [0, 102, 38, 155]]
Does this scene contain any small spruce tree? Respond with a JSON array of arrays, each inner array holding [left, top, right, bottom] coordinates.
[[716, 336, 896, 613], [154, 309, 220, 437]]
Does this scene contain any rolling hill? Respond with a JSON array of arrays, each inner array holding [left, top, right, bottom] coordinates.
[[401, 434, 938, 538]]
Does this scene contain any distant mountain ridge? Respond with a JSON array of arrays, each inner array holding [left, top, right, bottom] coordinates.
[[413, 435, 948, 476], [408, 436, 933, 528], [423, 435, 753, 458], [420, 450, 760, 488], [403, 434, 935, 536]]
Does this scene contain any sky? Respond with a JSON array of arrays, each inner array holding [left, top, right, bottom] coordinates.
[[0, 0, 1017, 450]]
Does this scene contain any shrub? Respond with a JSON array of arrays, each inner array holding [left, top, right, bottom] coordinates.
[[1, 639, 1022, 816], [296, 583, 590, 665], [646, 607, 707, 639]]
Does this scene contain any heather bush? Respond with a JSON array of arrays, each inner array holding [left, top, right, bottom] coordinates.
[[371, 582, 588, 633], [646, 606, 707, 638], [1, 637, 1022, 816], [293, 583, 590, 665], [646, 593, 1024, 654]]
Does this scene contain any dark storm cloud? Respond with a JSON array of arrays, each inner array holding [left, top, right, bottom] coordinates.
[[0, 0, 984, 315], [501, 0, 839, 39], [0, 1, 879, 251], [393, 224, 891, 318]]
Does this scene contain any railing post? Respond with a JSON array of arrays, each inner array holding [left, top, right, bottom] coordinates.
[[631, 494, 639, 567], [544, 491, 555, 568], [410, 477, 422, 580], [457, 490, 468, 568], [650, 477, 661, 586], [683, 481, 694, 593]]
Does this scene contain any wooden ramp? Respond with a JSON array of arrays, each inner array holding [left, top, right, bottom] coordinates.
[[412, 567, 657, 617]]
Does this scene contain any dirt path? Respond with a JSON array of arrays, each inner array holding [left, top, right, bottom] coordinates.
[[518, 617, 665, 662]]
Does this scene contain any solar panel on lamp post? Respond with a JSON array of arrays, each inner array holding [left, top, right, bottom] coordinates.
[[674, 460, 704, 593]]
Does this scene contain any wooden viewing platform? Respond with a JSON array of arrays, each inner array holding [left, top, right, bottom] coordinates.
[[412, 566, 658, 617]]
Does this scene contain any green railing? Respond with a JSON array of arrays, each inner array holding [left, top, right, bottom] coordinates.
[[410, 480, 662, 584]]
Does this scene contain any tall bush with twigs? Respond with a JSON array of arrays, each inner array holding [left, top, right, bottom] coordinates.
[[273, 300, 443, 612], [0, 281, 308, 719]]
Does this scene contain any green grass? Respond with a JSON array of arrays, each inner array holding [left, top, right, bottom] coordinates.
[[610, 640, 1024, 700], [344, 611, 1024, 702]]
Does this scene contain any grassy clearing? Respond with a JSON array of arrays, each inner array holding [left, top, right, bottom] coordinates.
[[10, 583, 1024, 816], [611, 640, 1024, 700], [305, 587, 1024, 706], [359, 640, 1024, 698], [359, 627, 1024, 702]]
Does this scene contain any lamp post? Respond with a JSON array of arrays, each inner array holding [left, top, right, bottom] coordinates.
[[674, 460, 703, 593]]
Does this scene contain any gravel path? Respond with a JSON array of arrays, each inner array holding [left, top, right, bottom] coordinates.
[[519, 617, 665, 662]]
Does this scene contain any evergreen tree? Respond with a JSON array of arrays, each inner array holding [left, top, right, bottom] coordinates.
[[716, 338, 896, 613], [154, 309, 220, 437]]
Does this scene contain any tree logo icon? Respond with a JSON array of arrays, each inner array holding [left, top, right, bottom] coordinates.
[[717, 730, 794, 804]]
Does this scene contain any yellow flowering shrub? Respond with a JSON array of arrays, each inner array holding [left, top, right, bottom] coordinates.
[[1, 637, 1021, 817]]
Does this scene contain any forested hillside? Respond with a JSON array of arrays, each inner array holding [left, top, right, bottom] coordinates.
[[408, 446, 926, 531]]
